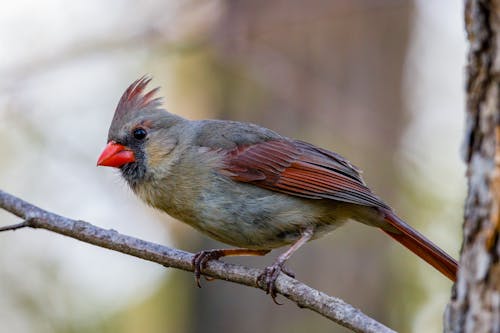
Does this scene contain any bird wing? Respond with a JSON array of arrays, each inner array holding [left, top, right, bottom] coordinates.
[[220, 139, 390, 209], [219, 138, 458, 281]]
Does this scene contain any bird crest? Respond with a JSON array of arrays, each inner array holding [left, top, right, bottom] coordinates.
[[114, 75, 162, 119]]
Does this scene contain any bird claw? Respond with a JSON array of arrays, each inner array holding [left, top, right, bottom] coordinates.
[[192, 249, 224, 287], [257, 262, 294, 304], [281, 266, 296, 279]]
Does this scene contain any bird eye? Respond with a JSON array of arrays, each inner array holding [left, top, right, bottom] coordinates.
[[133, 128, 147, 140]]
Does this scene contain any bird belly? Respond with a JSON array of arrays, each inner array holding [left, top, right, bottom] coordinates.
[[135, 170, 352, 250], [192, 181, 347, 249]]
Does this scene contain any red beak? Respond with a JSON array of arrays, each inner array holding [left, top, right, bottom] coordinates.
[[97, 141, 135, 168]]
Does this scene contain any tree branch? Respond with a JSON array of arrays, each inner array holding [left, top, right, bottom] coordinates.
[[0, 189, 395, 333]]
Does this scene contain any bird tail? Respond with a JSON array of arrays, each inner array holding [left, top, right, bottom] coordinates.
[[381, 210, 457, 281]]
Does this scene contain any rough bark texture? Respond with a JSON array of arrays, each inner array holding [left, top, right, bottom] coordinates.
[[445, 1, 500, 332]]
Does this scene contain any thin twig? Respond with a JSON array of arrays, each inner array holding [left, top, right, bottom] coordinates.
[[0, 189, 396, 333], [0, 220, 31, 232]]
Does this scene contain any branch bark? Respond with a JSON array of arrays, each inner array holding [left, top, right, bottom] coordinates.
[[0, 189, 394, 333]]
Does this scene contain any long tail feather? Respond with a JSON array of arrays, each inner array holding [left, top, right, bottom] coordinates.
[[382, 211, 457, 281]]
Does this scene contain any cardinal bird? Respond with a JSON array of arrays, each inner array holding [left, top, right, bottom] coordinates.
[[97, 76, 457, 299]]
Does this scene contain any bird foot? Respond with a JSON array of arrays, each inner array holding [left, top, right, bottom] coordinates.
[[257, 262, 295, 304], [192, 249, 225, 287], [192, 248, 270, 288]]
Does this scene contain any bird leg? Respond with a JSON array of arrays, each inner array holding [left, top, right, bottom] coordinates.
[[258, 226, 314, 303], [192, 248, 270, 287]]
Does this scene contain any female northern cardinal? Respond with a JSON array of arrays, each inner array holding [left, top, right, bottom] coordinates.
[[97, 76, 457, 299]]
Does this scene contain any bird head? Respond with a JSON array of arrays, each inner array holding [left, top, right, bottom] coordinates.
[[97, 76, 184, 188]]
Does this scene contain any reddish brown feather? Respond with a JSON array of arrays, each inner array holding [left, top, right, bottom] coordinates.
[[141, 87, 161, 107], [223, 139, 389, 208], [114, 76, 162, 119], [124, 76, 151, 101], [222, 139, 457, 281], [383, 212, 457, 281]]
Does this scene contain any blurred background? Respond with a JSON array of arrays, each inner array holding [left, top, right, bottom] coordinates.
[[0, 0, 465, 332]]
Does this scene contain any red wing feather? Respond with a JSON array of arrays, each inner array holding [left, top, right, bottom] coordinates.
[[383, 212, 457, 281], [221, 139, 458, 281], [222, 139, 390, 209]]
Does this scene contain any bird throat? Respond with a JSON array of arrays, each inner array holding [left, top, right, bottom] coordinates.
[[121, 161, 148, 190]]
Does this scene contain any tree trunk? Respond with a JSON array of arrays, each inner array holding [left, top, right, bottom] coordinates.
[[445, 1, 500, 332]]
